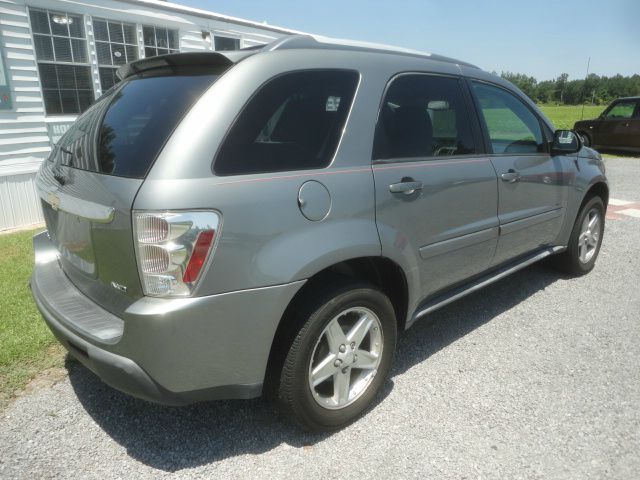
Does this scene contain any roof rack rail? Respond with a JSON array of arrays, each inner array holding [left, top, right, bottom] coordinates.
[[261, 34, 478, 68]]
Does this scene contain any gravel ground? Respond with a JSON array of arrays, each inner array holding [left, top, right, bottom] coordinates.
[[1, 158, 639, 479]]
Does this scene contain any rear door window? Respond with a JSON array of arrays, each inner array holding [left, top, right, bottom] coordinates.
[[373, 74, 476, 160], [214, 70, 359, 176], [53, 73, 218, 178]]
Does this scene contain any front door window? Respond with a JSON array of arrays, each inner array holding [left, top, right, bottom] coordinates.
[[605, 101, 636, 119], [471, 82, 546, 155]]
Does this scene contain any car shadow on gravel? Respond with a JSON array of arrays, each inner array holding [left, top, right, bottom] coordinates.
[[67, 263, 561, 472], [600, 150, 640, 158]]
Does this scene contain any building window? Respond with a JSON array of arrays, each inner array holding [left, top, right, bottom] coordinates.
[[29, 8, 93, 115], [93, 18, 138, 92], [142, 26, 179, 57], [214, 36, 240, 51]]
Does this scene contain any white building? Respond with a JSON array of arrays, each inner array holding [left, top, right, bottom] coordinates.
[[0, 0, 299, 231]]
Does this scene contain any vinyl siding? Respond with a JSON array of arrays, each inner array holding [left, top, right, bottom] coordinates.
[[0, 0, 48, 165], [0, 0, 294, 230], [0, 171, 43, 229]]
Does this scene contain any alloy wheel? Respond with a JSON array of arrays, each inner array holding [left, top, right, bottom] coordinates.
[[578, 208, 601, 263], [308, 307, 383, 410]]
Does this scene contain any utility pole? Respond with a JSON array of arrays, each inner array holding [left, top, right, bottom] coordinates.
[[581, 57, 591, 120]]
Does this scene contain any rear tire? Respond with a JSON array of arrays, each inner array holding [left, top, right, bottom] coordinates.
[[551, 196, 605, 275], [276, 282, 397, 432]]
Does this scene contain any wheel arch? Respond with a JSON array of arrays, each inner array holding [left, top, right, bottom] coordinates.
[[583, 181, 609, 209], [263, 256, 408, 395]]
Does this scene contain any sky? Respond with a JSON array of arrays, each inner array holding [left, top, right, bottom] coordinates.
[[179, 0, 639, 81]]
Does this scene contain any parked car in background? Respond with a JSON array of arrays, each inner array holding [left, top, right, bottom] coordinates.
[[574, 97, 640, 153], [31, 35, 608, 432]]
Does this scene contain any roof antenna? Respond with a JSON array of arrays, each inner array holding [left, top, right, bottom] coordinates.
[[580, 57, 591, 120]]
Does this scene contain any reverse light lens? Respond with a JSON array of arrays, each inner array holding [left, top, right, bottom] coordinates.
[[136, 215, 169, 244], [133, 211, 220, 297], [139, 245, 170, 274]]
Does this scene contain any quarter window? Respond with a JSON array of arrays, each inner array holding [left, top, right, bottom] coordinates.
[[93, 19, 139, 92], [29, 9, 93, 114], [214, 70, 359, 176], [142, 26, 179, 57], [373, 75, 476, 160], [472, 82, 545, 155]]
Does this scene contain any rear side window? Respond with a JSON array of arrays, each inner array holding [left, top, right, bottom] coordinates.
[[373, 74, 476, 160], [214, 70, 359, 176], [53, 73, 218, 178], [472, 82, 545, 155]]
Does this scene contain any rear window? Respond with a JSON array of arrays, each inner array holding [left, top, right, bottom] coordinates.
[[53, 73, 218, 178], [214, 70, 359, 176]]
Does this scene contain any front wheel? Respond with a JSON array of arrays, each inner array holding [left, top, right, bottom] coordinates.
[[276, 283, 397, 431], [551, 196, 605, 275], [578, 131, 591, 148]]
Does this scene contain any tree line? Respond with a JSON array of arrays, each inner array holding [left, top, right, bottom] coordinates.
[[499, 72, 640, 105]]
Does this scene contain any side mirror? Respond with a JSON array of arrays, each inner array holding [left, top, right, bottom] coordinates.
[[551, 130, 582, 155]]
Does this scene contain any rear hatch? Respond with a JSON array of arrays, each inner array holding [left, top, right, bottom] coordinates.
[[36, 56, 229, 315]]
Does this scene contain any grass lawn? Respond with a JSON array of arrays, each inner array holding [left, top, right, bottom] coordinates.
[[538, 104, 605, 130], [538, 104, 639, 158], [477, 105, 607, 142], [0, 228, 65, 409]]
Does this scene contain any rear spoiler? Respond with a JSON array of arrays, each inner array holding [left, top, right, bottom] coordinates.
[[116, 51, 255, 80]]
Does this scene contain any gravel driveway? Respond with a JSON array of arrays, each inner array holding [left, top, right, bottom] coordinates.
[[1, 158, 639, 479]]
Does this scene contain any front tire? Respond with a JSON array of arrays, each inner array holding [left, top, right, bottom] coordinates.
[[552, 196, 605, 275], [578, 131, 592, 148], [277, 283, 397, 431]]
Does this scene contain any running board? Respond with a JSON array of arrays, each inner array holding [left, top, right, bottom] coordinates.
[[409, 246, 565, 326]]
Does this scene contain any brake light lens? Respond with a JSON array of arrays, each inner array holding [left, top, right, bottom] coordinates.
[[133, 211, 221, 297], [183, 230, 215, 283]]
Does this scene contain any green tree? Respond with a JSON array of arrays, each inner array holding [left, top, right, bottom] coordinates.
[[556, 73, 569, 103], [501, 71, 538, 100], [499, 71, 640, 105]]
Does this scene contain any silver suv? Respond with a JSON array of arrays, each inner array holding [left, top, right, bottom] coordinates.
[[31, 35, 608, 431]]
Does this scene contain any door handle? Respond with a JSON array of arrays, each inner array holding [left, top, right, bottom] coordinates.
[[389, 178, 423, 195], [500, 170, 521, 183]]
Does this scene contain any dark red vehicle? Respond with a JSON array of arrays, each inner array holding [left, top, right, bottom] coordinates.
[[574, 97, 640, 153]]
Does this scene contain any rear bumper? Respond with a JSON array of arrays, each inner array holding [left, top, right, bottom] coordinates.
[[30, 231, 305, 405]]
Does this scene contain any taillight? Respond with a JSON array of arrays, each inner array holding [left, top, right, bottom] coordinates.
[[133, 211, 221, 297]]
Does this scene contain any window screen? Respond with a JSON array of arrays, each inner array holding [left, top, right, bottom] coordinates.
[[30, 9, 93, 114], [472, 82, 545, 154], [93, 18, 138, 92], [214, 36, 240, 51], [142, 25, 179, 58], [214, 70, 359, 176], [373, 75, 475, 160]]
